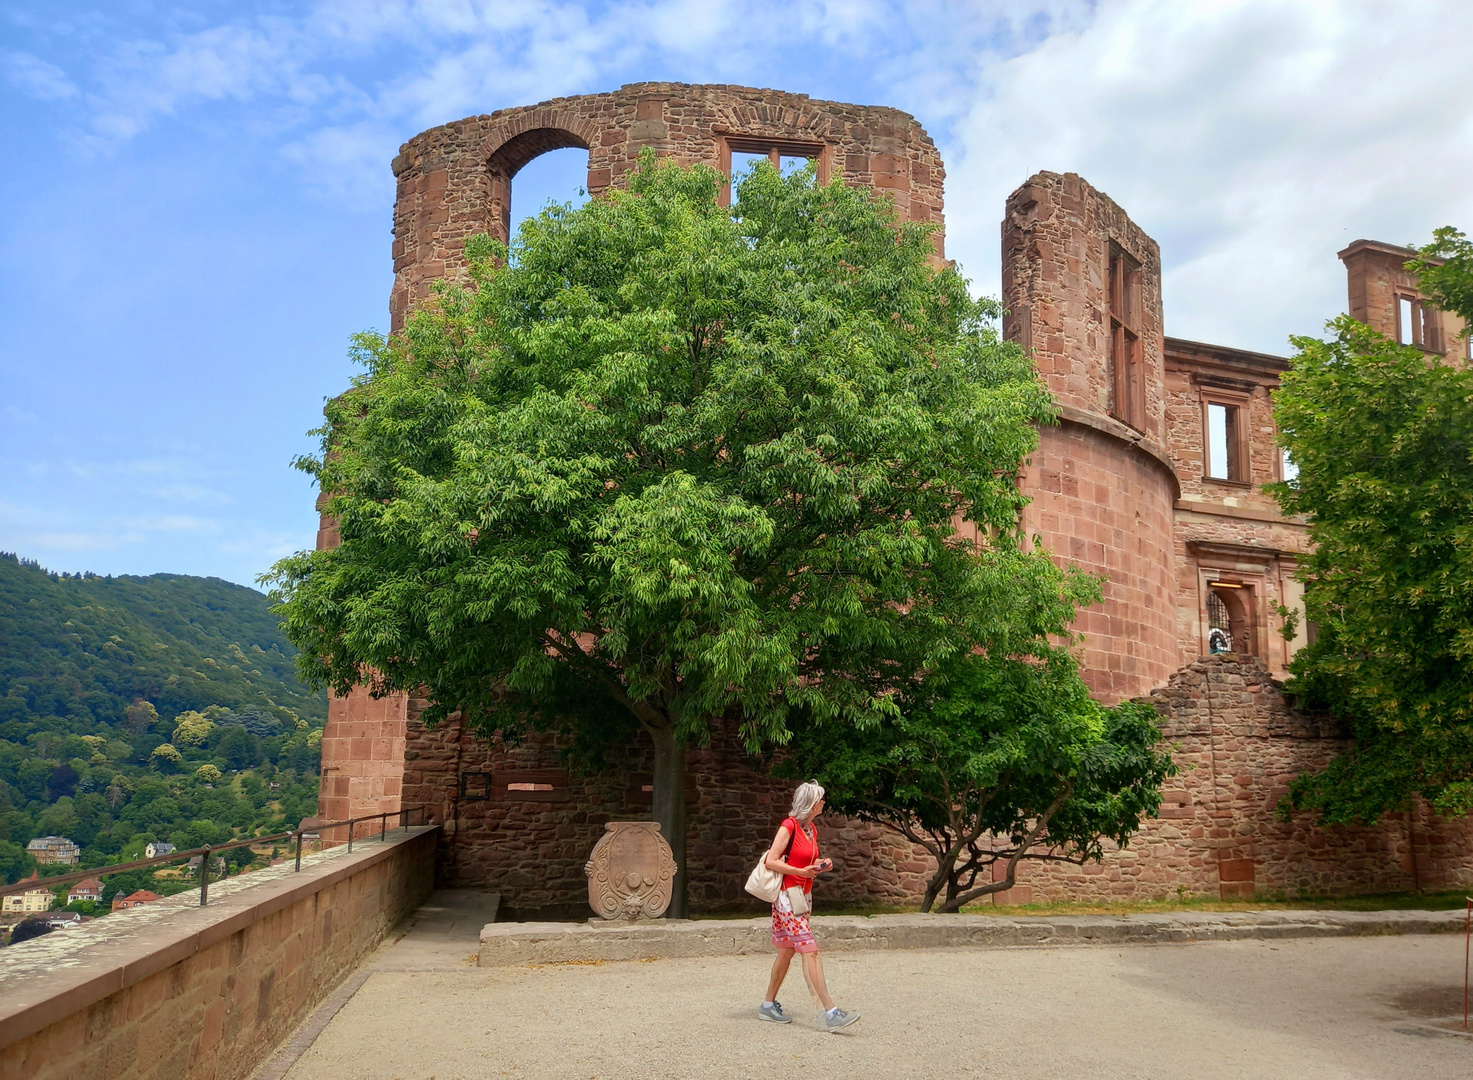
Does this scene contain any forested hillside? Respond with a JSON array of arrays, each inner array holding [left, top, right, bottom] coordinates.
[[0, 553, 327, 893]]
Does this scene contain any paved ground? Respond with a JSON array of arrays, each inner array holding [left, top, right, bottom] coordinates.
[[276, 895, 1472, 1080]]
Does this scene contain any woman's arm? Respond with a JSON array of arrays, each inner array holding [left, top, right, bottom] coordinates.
[[763, 825, 816, 877]]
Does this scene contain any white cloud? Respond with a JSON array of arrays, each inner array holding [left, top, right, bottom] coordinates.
[[939, 0, 1473, 353], [16, 0, 1473, 356], [4, 51, 79, 101]]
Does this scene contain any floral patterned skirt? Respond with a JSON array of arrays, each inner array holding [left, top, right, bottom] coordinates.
[[770, 889, 817, 954]]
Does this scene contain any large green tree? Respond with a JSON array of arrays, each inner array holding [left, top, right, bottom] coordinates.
[[1273, 315, 1473, 821], [266, 154, 1087, 915]]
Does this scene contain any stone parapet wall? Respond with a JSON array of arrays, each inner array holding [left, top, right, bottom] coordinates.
[[0, 828, 437, 1080]]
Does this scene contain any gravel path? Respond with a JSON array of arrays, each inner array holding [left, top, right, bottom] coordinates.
[[279, 928, 1471, 1079]]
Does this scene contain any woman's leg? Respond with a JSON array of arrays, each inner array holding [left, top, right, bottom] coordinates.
[[766, 947, 795, 1001], [799, 949, 835, 1011]]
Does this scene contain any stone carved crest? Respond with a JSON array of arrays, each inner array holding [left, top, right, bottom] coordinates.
[[584, 821, 677, 920]]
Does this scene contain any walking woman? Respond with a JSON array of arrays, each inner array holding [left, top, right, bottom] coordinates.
[[758, 781, 860, 1031]]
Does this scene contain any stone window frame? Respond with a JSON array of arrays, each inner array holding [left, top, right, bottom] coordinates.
[[1198, 384, 1253, 487], [717, 134, 831, 207], [1108, 244, 1147, 433], [1395, 290, 1444, 354], [1193, 564, 1266, 661]]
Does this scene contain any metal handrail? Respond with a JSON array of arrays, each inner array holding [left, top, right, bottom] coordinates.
[[1, 805, 430, 906]]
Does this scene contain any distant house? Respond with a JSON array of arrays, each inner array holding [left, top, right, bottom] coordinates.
[[26, 836, 81, 866], [45, 912, 83, 930], [67, 878, 104, 905], [111, 890, 161, 912], [1, 872, 55, 915], [186, 855, 225, 874], [144, 842, 176, 859]]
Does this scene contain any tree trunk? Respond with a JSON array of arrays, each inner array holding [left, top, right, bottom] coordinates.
[[649, 724, 688, 919]]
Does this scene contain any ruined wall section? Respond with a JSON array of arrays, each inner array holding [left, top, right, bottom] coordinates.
[[1003, 655, 1473, 903], [1163, 339, 1313, 675], [1003, 172, 1179, 702], [388, 82, 946, 331], [396, 705, 933, 918], [1340, 239, 1468, 363]]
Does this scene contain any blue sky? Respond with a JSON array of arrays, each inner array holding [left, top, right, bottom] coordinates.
[[3, 1, 1471, 588]]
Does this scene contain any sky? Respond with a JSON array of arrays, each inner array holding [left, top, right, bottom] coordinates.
[[3, 0, 1471, 589]]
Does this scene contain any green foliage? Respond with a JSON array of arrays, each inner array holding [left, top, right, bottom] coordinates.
[[0, 840, 33, 882], [172, 711, 215, 747], [1272, 315, 1473, 820], [269, 150, 1073, 752], [0, 553, 325, 735], [149, 743, 183, 772], [789, 645, 1172, 912], [1408, 227, 1473, 334], [0, 555, 327, 889]]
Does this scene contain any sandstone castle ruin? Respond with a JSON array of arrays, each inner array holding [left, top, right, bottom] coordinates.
[[314, 84, 1473, 915]]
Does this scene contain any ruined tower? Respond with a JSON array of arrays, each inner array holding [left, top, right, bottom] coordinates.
[[1001, 173, 1179, 702]]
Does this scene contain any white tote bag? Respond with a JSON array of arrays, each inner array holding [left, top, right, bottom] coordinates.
[[744, 819, 796, 903]]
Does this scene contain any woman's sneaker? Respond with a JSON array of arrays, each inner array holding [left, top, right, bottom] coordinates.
[[758, 1001, 792, 1023], [824, 1007, 859, 1032]]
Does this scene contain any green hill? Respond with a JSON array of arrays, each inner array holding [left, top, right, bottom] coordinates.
[[0, 553, 327, 892], [0, 553, 324, 736]]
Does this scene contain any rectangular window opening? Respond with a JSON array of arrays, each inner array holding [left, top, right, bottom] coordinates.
[[1280, 447, 1298, 483], [722, 137, 828, 207], [778, 154, 812, 177], [1398, 296, 1417, 346], [728, 151, 769, 203], [1109, 247, 1147, 432], [1206, 402, 1244, 482]]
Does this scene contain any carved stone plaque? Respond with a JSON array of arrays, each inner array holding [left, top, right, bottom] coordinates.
[[585, 821, 677, 920]]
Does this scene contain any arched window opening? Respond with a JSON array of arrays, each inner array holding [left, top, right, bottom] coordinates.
[[485, 128, 591, 246], [509, 146, 591, 243]]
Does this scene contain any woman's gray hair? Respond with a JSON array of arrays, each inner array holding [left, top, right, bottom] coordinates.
[[789, 781, 826, 823]]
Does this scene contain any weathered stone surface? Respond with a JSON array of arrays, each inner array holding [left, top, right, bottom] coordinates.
[[1003, 171, 1179, 704], [0, 828, 437, 1080], [476, 906, 1467, 967], [585, 821, 676, 920], [386, 81, 946, 334]]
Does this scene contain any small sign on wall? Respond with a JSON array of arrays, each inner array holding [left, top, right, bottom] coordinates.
[[459, 771, 492, 801]]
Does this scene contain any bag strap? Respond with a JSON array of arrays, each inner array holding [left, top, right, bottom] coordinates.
[[780, 817, 799, 864]]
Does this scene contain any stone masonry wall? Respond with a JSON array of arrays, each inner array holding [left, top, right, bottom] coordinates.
[[1002, 655, 1473, 903], [397, 705, 932, 919], [1003, 171, 1180, 702], [367, 657, 1473, 916], [0, 830, 436, 1080], [389, 82, 946, 331]]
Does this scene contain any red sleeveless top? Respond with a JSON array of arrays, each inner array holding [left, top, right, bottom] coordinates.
[[779, 816, 819, 894]]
